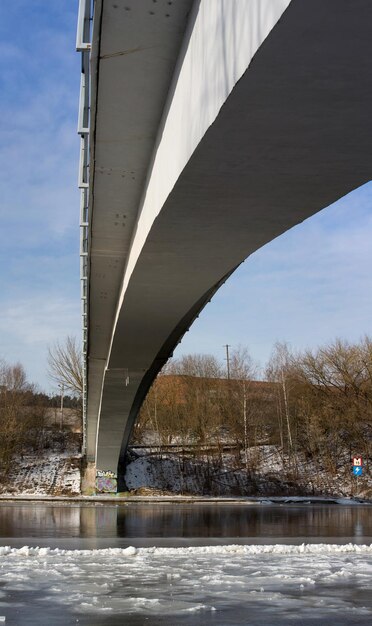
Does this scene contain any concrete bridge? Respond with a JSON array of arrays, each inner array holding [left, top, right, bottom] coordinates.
[[77, 0, 372, 487]]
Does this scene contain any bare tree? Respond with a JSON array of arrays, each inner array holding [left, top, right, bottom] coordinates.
[[0, 360, 46, 475], [168, 354, 222, 379], [226, 346, 258, 469], [47, 336, 83, 397], [295, 337, 372, 470], [266, 342, 298, 464]]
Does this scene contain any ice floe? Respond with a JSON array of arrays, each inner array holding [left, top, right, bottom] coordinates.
[[0, 543, 371, 623]]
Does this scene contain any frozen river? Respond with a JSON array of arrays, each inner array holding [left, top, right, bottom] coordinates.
[[0, 501, 372, 624]]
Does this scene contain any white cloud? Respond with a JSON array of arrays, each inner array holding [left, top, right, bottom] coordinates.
[[0, 295, 80, 390], [0, 5, 81, 390], [0, 296, 79, 346]]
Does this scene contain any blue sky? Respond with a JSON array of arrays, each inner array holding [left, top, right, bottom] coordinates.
[[0, 2, 371, 391], [0, 2, 80, 390]]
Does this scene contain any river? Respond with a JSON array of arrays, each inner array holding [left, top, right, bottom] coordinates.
[[0, 501, 371, 624]]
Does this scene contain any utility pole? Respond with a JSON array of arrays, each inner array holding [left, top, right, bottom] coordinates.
[[243, 382, 248, 470], [58, 383, 64, 429], [223, 344, 231, 380]]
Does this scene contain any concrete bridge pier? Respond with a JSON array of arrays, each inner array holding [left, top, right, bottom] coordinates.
[[81, 461, 96, 495]]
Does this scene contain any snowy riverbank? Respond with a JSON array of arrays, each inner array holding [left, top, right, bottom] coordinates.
[[1, 441, 371, 501], [0, 431, 81, 497], [125, 444, 372, 499]]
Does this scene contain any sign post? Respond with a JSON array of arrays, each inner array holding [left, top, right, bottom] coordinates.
[[352, 456, 363, 496]]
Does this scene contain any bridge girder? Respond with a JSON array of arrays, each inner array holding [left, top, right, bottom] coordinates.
[[84, 0, 372, 477]]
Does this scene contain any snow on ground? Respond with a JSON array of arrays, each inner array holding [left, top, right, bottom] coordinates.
[[0, 435, 81, 496], [1, 439, 369, 500], [125, 445, 372, 499], [0, 544, 372, 624], [0, 453, 81, 496]]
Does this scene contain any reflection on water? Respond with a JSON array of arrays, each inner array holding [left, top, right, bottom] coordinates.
[[0, 502, 371, 548]]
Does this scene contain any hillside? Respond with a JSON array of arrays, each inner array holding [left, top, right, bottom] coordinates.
[[0, 409, 82, 496], [125, 443, 371, 499]]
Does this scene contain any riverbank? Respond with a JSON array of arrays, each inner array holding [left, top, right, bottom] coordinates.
[[1, 441, 371, 500], [125, 445, 372, 499], [0, 494, 371, 505], [0, 431, 81, 497]]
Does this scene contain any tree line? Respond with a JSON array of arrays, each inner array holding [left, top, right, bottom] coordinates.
[[0, 337, 83, 477], [132, 337, 372, 478], [1, 335, 371, 486]]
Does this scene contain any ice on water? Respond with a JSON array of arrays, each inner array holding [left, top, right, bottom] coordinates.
[[1, 544, 372, 623]]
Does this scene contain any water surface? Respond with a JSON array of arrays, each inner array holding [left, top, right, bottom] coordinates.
[[0, 502, 372, 625], [0, 501, 371, 548]]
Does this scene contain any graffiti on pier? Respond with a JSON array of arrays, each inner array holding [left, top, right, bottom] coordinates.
[[96, 469, 117, 493]]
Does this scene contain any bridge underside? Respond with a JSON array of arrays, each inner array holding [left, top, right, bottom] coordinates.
[[86, 0, 372, 478]]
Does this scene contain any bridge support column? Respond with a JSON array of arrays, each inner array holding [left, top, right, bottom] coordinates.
[[81, 461, 96, 495]]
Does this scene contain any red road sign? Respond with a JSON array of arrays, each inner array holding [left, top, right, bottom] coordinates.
[[353, 456, 363, 467]]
